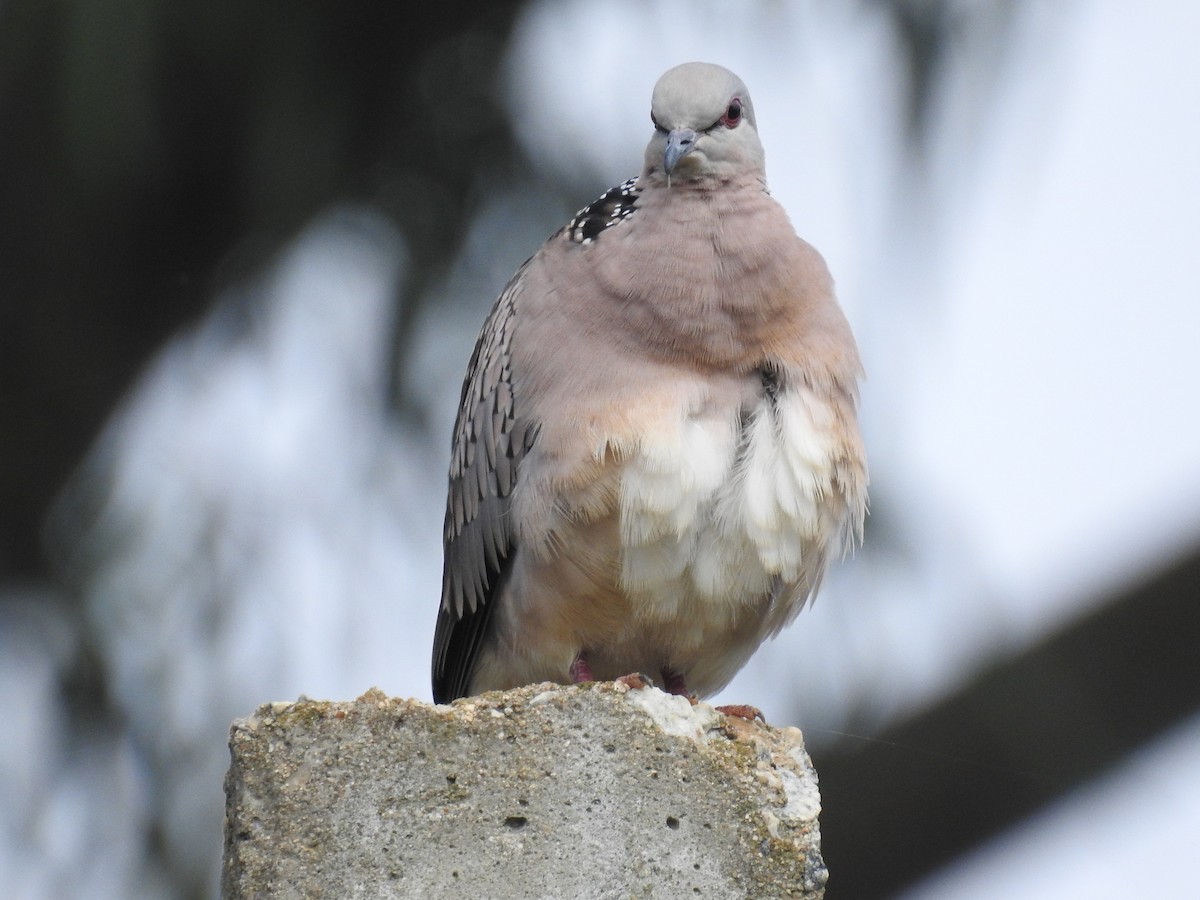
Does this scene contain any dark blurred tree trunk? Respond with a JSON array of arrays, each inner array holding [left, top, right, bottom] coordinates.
[[817, 542, 1200, 897], [1, 4, 526, 895], [0, 0, 524, 583]]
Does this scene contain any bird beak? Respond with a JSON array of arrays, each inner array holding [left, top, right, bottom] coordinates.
[[663, 128, 698, 179]]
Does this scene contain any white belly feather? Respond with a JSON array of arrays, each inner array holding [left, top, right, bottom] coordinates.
[[617, 385, 844, 647]]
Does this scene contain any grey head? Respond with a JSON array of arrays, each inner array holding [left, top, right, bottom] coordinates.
[[643, 62, 766, 185]]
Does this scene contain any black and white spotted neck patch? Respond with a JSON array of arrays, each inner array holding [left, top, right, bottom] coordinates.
[[563, 178, 641, 244]]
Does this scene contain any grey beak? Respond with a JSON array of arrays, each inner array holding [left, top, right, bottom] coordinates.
[[663, 128, 698, 174]]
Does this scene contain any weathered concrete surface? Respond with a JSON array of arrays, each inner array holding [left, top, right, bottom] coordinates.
[[222, 682, 826, 899]]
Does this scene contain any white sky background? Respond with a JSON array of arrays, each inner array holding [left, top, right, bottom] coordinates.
[[5, 1, 1200, 897]]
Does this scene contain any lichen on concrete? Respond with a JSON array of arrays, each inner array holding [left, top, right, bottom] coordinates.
[[222, 681, 826, 898]]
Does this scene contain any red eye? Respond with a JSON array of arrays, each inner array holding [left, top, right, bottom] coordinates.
[[719, 98, 743, 128]]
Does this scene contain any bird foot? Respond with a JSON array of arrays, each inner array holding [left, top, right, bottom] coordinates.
[[714, 704, 766, 723], [660, 667, 697, 703], [569, 652, 594, 684], [615, 672, 656, 691]]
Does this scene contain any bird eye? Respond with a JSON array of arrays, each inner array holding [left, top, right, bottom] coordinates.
[[651, 112, 668, 134], [719, 99, 743, 128]]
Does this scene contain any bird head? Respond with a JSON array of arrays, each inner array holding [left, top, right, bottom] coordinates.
[[644, 62, 765, 187]]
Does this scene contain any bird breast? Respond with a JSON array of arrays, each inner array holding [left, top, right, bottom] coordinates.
[[615, 378, 845, 643]]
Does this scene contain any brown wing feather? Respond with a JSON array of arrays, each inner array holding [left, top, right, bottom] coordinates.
[[432, 262, 536, 702]]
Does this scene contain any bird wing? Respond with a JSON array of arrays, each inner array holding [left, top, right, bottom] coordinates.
[[432, 262, 536, 702]]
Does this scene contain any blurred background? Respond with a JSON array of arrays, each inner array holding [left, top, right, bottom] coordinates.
[[2, 0, 1199, 896]]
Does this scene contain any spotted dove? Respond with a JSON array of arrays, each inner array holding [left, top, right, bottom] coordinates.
[[431, 62, 867, 704]]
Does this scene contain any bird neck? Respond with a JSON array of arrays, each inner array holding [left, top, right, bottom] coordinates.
[[580, 181, 832, 372]]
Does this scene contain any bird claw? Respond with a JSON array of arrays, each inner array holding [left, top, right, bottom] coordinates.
[[615, 672, 656, 691], [715, 704, 766, 723]]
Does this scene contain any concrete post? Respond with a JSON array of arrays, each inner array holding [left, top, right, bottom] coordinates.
[[222, 682, 827, 898]]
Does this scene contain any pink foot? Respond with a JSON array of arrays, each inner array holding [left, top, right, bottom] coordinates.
[[715, 704, 766, 723], [569, 652, 594, 684], [615, 672, 655, 690], [661, 668, 698, 704]]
